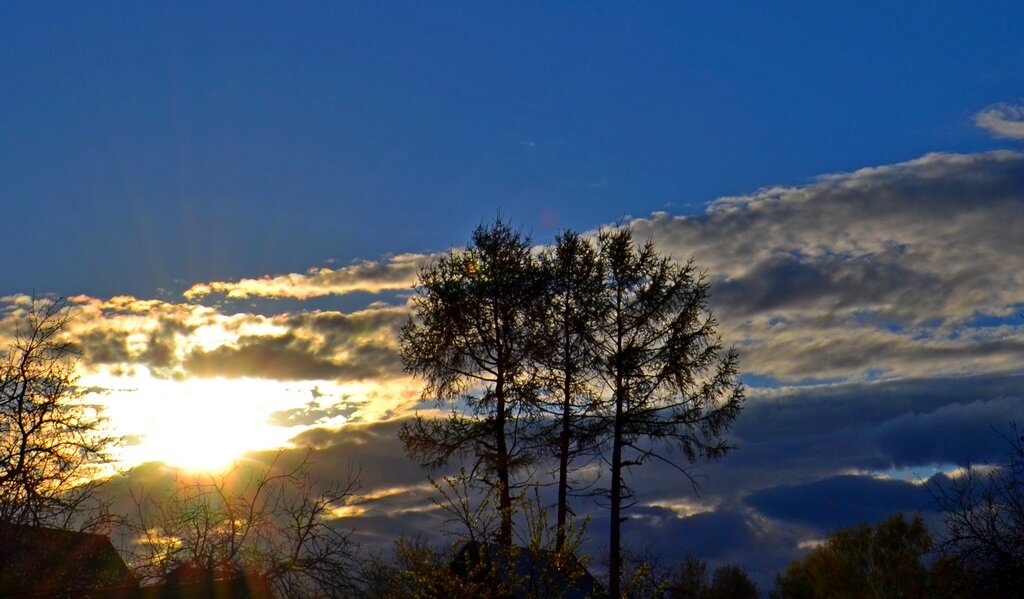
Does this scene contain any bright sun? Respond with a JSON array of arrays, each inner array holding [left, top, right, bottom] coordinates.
[[75, 362, 417, 474], [88, 371, 335, 472]]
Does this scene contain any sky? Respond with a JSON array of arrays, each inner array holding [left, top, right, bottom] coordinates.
[[2, 2, 1024, 590]]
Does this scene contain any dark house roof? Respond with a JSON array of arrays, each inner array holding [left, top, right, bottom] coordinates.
[[0, 523, 138, 598], [451, 542, 605, 599], [0, 525, 274, 599]]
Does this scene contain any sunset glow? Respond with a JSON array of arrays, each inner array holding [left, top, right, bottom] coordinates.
[[3, 3, 1022, 590], [89, 373, 315, 470]]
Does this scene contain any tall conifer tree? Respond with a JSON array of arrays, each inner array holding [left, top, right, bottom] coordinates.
[[535, 231, 606, 551], [596, 227, 743, 597], [399, 219, 541, 546]]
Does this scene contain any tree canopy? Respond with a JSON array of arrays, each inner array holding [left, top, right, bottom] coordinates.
[[399, 219, 543, 546], [123, 451, 363, 598], [399, 220, 744, 597], [770, 513, 956, 599], [594, 227, 743, 597]]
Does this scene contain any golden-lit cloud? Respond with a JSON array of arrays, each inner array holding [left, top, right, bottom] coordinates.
[[183, 253, 430, 300], [0, 292, 422, 471], [5, 152, 1022, 475], [3, 151, 1023, 583]]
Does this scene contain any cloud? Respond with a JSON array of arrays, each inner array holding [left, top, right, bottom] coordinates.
[[874, 395, 1024, 466], [628, 151, 1024, 383], [745, 475, 933, 531], [183, 254, 430, 300], [268, 394, 360, 427], [723, 376, 1024, 480], [581, 505, 806, 591], [41, 293, 411, 385], [183, 334, 352, 380], [8, 150, 1024, 587], [975, 101, 1024, 139]]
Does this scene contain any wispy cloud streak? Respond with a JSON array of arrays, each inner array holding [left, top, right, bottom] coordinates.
[[184, 253, 430, 300], [975, 101, 1024, 139]]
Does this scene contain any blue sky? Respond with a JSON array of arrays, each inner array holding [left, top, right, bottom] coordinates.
[[3, 3, 1024, 591], [4, 3, 1023, 297]]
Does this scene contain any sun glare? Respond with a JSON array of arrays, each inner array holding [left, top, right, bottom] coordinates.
[[86, 371, 345, 472]]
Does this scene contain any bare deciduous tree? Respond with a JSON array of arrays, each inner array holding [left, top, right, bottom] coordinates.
[[124, 450, 363, 599], [931, 424, 1024, 598], [0, 297, 114, 530]]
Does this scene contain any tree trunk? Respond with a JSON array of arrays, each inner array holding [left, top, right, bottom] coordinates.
[[495, 374, 513, 546], [556, 366, 572, 551], [609, 379, 625, 598]]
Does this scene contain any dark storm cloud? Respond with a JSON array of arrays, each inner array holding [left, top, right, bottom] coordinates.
[[740, 325, 1024, 382], [571, 373, 1024, 585], [289, 420, 428, 493], [745, 475, 933, 531], [73, 329, 132, 364], [74, 328, 179, 370], [736, 374, 1024, 447], [701, 375, 1024, 498], [581, 506, 806, 591], [283, 308, 408, 339], [875, 395, 1024, 466], [279, 420, 452, 548], [712, 251, 943, 318], [623, 506, 756, 560]]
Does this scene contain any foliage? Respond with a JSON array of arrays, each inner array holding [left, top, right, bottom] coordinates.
[[359, 538, 493, 599], [594, 227, 744, 597], [361, 536, 600, 599], [663, 555, 758, 599], [123, 450, 363, 598], [427, 465, 499, 544], [664, 555, 708, 599], [770, 513, 934, 599], [362, 483, 597, 599], [705, 564, 759, 599], [617, 545, 673, 599], [930, 424, 1024, 597], [400, 218, 544, 546], [0, 298, 115, 530]]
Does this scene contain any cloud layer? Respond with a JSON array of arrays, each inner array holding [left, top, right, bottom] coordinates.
[[4, 150, 1023, 590], [630, 151, 1024, 383]]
